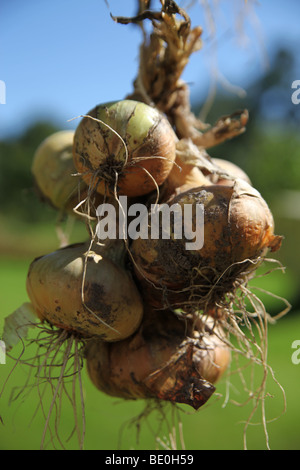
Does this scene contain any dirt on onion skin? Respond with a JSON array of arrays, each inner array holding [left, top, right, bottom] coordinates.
[[26, 242, 144, 341], [130, 180, 282, 312], [85, 308, 230, 410], [72, 100, 177, 198]]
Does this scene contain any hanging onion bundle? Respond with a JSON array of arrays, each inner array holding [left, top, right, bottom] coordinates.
[[131, 179, 282, 312], [1, 0, 290, 453], [85, 307, 230, 410], [26, 241, 143, 341], [72, 100, 177, 198]]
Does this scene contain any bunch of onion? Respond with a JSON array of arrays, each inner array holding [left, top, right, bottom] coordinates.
[[130, 178, 282, 313], [85, 306, 230, 410], [26, 240, 143, 341], [72, 100, 177, 198]]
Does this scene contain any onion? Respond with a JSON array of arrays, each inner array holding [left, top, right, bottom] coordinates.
[[32, 130, 88, 213], [72, 100, 177, 198], [26, 241, 143, 341], [130, 179, 282, 311], [85, 307, 230, 410], [205, 158, 252, 186]]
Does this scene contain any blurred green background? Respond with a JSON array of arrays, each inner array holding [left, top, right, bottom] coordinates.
[[1, 2, 300, 451]]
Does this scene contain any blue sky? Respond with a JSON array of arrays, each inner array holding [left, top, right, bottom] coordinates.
[[1, 0, 300, 140]]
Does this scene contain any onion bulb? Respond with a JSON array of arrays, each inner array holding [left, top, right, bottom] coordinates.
[[85, 308, 230, 410], [32, 130, 88, 213], [26, 241, 143, 341], [130, 179, 282, 311], [72, 100, 177, 198]]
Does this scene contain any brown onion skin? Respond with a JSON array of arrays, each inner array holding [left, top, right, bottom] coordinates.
[[85, 308, 230, 409], [160, 156, 251, 202], [72, 100, 177, 198], [160, 157, 211, 201], [26, 242, 143, 341], [130, 180, 282, 311]]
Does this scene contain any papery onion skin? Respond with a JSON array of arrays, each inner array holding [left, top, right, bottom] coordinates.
[[85, 308, 230, 410], [26, 242, 143, 341], [160, 156, 211, 201], [130, 179, 282, 311], [72, 100, 177, 198]]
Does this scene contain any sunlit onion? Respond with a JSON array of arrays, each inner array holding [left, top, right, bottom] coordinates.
[[130, 179, 282, 311], [72, 100, 177, 198], [26, 241, 143, 341], [85, 308, 230, 410]]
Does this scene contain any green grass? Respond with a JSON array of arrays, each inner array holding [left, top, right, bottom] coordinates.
[[0, 213, 88, 260], [0, 255, 299, 450]]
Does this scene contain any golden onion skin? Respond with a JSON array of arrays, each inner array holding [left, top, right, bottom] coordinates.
[[32, 130, 88, 212], [26, 243, 143, 341], [72, 100, 177, 197], [130, 179, 282, 310]]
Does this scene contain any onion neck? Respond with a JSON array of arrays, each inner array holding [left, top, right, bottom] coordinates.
[[162, 157, 211, 201]]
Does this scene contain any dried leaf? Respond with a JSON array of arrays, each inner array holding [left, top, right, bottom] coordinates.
[[176, 138, 216, 172], [2, 302, 37, 352]]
